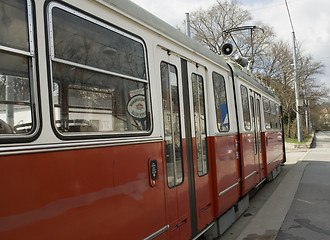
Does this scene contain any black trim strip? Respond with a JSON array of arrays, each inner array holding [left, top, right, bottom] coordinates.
[[181, 58, 198, 237], [280, 106, 286, 163]]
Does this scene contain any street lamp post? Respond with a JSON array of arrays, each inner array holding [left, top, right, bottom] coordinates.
[[292, 32, 303, 142], [285, 0, 303, 142]]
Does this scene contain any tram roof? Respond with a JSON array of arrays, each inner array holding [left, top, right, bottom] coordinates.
[[95, 0, 229, 69], [228, 61, 279, 101], [96, 0, 279, 102]]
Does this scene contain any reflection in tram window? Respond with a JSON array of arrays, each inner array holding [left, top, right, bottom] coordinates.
[[212, 72, 229, 132], [49, 5, 150, 135], [0, 0, 35, 135], [270, 101, 276, 129], [161, 62, 183, 188], [192, 73, 208, 177], [241, 85, 251, 131], [276, 104, 282, 129], [263, 97, 281, 130], [0, 0, 29, 51], [263, 97, 271, 129], [51, 7, 146, 80]]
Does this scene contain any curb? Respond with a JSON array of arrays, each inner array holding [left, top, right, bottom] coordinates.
[[285, 132, 315, 150]]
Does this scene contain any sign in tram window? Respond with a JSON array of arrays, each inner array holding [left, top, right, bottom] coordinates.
[[240, 85, 251, 131], [49, 4, 150, 135], [160, 62, 184, 188], [192, 73, 208, 177], [212, 72, 229, 132], [0, 0, 36, 136]]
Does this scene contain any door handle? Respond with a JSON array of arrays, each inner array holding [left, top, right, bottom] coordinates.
[[149, 159, 158, 187]]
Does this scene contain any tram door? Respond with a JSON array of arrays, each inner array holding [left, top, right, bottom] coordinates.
[[185, 61, 214, 235], [250, 92, 263, 181], [159, 49, 213, 239]]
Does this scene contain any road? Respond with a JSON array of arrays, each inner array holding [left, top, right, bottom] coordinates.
[[219, 131, 330, 240]]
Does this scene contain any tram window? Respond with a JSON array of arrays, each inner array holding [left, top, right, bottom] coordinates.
[[276, 104, 281, 129], [212, 72, 229, 132], [160, 62, 183, 188], [192, 73, 208, 177], [270, 101, 276, 129], [0, 0, 29, 51], [263, 97, 271, 129], [49, 4, 150, 135], [0, 0, 36, 136], [51, 7, 146, 80], [240, 85, 251, 131]]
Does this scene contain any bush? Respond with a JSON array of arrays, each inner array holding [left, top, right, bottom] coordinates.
[[288, 119, 308, 139]]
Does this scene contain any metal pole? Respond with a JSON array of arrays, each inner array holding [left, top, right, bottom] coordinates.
[[292, 32, 302, 142], [308, 100, 312, 131], [185, 13, 191, 37], [6, 76, 14, 127], [305, 99, 309, 133]]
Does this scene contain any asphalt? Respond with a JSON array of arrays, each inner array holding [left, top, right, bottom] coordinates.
[[219, 131, 330, 240]]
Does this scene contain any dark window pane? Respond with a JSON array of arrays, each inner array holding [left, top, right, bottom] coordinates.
[[192, 73, 208, 176], [52, 7, 146, 79], [241, 85, 251, 130], [0, 0, 29, 51]]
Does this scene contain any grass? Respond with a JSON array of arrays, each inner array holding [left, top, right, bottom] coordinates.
[[285, 134, 312, 144]]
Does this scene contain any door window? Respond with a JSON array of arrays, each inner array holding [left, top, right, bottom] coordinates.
[[241, 85, 251, 131], [160, 62, 184, 188], [192, 73, 208, 176]]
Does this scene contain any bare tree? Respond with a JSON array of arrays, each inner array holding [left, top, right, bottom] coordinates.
[[259, 40, 326, 137], [256, 40, 296, 137], [188, 0, 251, 54], [184, 1, 328, 136]]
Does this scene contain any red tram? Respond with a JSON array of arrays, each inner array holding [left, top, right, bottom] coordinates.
[[0, 0, 285, 239]]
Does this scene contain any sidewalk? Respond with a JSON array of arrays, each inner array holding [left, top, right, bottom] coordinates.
[[232, 161, 308, 239], [219, 150, 310, 240], [276, 160, 330, 239]]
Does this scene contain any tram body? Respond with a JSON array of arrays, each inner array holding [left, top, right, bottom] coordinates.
[[0, 0, 285, 239]]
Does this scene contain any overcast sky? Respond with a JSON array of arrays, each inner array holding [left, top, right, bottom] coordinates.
[[131, 0, 330, 90]]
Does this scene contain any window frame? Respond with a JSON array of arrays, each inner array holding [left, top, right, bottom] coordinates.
[[212, 71, 230, 132], [0, 0, 40, 143], [47, 2, 152, 139], [191, 72, 209, 177], [240, 85, 251, 131], [263, 97, 271, 130], [160, 61, 184, 188]]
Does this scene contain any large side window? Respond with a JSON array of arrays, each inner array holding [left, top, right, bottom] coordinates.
[[0, 0, 37, 136], [240, 85, 251, 131], [212, 72, 229, 132], [192, 73, 208, 177], [48, 4, 150, 135], [161, 62, 183, 188]]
